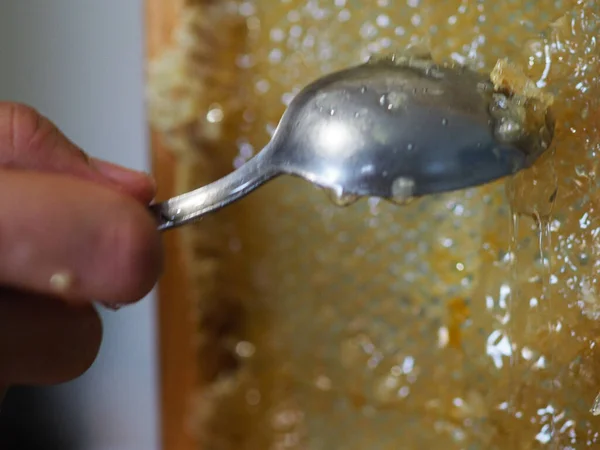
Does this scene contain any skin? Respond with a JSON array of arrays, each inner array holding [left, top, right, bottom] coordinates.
[[0, 102, 163, 398]]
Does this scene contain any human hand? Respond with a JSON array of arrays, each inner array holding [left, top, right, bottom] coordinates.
[[0, 103, 163, 398]]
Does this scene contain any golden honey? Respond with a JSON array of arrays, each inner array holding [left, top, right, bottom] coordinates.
[[148, 0, 600, 448]]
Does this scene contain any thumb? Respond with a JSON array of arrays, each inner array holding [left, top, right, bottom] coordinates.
[[0, 102, 156, 204]]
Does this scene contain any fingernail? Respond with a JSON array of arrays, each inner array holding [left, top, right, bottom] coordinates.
[[98, 301, 127, 311], [91, 158, 156, 188]]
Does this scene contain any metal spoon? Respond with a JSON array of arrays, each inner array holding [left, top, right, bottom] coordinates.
[[150, 54, 554, 231]]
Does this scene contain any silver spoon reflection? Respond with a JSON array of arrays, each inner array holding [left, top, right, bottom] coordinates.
[[150, 54, 554, 231]]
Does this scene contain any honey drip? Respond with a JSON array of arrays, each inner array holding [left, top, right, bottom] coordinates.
[[506, 149, 559, 446]]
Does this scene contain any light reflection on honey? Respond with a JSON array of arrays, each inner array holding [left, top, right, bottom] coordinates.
[[148, 0, 600, 448]]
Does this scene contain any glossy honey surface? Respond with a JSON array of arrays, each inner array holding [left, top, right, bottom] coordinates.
[[148, 0, 600, 448]]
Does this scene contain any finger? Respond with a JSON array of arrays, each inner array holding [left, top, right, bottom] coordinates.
[[0, 102, 156, 204], [0, 289, 102, 385], [0, 169, 163, 304], [90, 158, 157, 204]]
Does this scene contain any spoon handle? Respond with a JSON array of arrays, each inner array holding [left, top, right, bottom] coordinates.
[[149, 151, 278, 231]]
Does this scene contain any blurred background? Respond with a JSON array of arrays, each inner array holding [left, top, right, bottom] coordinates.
[[0, 1, 160, 449]]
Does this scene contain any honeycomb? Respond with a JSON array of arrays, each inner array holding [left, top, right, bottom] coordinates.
[[147, 0, 600, 448]]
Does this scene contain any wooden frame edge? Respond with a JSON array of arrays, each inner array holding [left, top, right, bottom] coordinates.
[[145, 1, 198, 450]]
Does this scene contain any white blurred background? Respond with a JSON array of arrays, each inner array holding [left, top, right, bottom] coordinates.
[[0, 1, 161, 449]]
